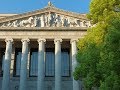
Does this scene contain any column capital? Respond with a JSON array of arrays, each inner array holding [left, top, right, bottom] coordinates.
[[5, 38, 13, 43], [21, 38, 30, 43], [54, 38, 62, 44], [70, 39, 78, 44], [37, 39, 46, 43]]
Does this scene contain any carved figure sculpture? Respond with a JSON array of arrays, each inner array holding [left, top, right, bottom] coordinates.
[[44, 13, 49, 27], [19, 17, 34, 27], [49, 13, 56, 27], [12, 20, 18, 27], [1, 23, 5, 27], [34, 16, 39, 27], [0, 13, 89, 28], [55, 15, 62, 27], [40, 15, 45, 27]]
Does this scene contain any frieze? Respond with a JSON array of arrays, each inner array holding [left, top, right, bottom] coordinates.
[[0, 12, 91, 28]]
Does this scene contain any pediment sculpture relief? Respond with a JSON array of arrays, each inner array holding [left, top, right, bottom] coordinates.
[[0, 12, 91, 28]]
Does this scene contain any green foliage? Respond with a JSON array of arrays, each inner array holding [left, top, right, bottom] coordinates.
[[100, 72, 120, 90], [74, 0, 120, 89], [88, 0, 120, 24]]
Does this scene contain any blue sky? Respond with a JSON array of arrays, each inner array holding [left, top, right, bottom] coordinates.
[[0, 0, 91, 14]]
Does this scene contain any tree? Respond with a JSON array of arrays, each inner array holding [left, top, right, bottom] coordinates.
[[98, 17, 120, 90], [74, 0, 120, 89], [88, 0, 120, 24]]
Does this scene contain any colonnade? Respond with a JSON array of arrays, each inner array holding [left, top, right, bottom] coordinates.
[[1, 38, 79, 90]]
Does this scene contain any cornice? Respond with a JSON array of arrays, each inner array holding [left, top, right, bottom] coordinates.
[[0, 27, 88, 31]]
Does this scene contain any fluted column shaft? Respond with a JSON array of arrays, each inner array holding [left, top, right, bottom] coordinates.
[[71, 39, 79, 90], [37, 39, 46, 90], [20, 39, 29, 90], [54, 39, 62, 90], [2, 39, 13, 90]]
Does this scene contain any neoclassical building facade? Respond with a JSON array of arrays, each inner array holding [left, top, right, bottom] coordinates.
[[0, 2, 91, 90]]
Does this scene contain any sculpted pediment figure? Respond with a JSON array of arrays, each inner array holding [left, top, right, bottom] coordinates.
[[0, 2, 91, 28]]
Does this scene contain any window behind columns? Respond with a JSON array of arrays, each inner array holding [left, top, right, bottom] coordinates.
[[61, 49, 70, 77], [30, 49, 38, 77], [14, 48, 22, 76], [45, 48, 55, 77], [0, 48, 5, 77]]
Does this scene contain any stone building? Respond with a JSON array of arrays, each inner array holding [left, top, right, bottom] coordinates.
[[0, 2, 91, 90]]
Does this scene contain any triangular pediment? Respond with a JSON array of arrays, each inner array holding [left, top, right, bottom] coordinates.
[[0, 2, 91, 28]]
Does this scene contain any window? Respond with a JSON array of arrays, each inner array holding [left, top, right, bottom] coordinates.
[[61, 49, 70, 77], [45, 49, 55, 77], [45, 48, 70, 77], [14, 48, 22, 76], [0, 49, 5, 77], [30, 49, 38, 76]]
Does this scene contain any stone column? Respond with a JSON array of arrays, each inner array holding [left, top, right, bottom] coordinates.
[[20, 39, 29, 90], [2, 39, 13, 90], [71, 39, 79, 90], [37, 39, 46, 90], [54, 39, 62, 90]]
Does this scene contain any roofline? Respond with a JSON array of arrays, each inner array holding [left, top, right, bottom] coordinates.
[[0, 3, 88, 23], [0, 14, 17, 16]]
